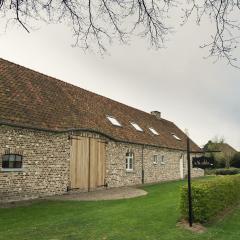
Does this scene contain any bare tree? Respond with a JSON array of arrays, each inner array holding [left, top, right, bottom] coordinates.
[[183, 0, 240, 68], [0, 0, 240, 66]]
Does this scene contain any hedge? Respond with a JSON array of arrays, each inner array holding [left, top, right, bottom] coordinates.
[[215, 168, 240, 175], [205, 168, 240, 176], [180, 175, 240, 223], [231, 152, 240, 168]]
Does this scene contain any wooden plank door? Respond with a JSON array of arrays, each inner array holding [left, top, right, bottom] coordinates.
[[70, 137, 89, 190], [97, 140, 106, 188], [89, 139, 106, 190], [89, 138, 98, 189], [70, 137, 106, 191]]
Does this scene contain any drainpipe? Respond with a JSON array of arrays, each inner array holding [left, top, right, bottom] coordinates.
[[88, 137, 91, 192], [141, 145, 144, 184]]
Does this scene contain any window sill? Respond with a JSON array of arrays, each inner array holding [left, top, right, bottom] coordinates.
[[1, 168, 24, 173], [126, 169, 134, 173]]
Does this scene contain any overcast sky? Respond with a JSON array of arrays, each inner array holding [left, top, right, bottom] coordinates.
[[0, 13, 240, 150]]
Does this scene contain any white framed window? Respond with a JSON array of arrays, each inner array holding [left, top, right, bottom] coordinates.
[[106, 116, 122, 127], [172, 133, 181, 141], [130, 122, 143, 132], [126, 152, 134, 171], [153, 155, 165, 165], [160, 155, 165, 164], [153, 155, 158, 165], [149, 127, 159, 135]]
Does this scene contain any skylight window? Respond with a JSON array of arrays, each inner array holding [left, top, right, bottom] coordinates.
[[172, 133, 181, 141], [131, 122, 143, 132], [149, 127, 159, 135], [106, 116, 122, 127]]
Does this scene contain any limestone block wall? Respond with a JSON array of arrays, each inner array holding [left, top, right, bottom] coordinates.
[[0, 125, 70, 202]]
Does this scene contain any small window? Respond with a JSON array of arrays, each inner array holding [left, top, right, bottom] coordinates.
[[107, 116, 122, 127], [172, 133, 181, 141], [149, 127, 159, 135], [2, 154, 23, 169], [153, 155, 158, 165], [131, 122, 143, 132], [160, 155, 165, 164], [126, 152, 134, 171]]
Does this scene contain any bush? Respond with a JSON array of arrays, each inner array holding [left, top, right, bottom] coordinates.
[[180, 175, 240, 223], [231, 152, 240, 168], [204, 168, 217, 175], [216, 158, 226, 168], [205, 168, 240, 175], [215, 168, 240, 175]]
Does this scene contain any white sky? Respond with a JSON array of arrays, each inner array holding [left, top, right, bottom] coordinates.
[[0, 14, 240, 150]]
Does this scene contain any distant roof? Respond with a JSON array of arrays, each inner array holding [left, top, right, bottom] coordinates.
[[0, 58, 201, 151], [209, 143, 237, 155]]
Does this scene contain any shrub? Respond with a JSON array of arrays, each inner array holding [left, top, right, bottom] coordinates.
[[180, 175, 240, 223], [205, 168, 240, 176], [231, 152, 240, 168], [215, 168, 240, 175], [204, 168, 217, 175], [216, 158, 226, 168]]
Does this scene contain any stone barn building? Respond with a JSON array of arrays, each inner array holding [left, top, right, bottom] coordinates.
[[0, 58, 203, 202]]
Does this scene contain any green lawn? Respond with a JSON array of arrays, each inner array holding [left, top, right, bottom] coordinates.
[[1, 179, 240, 240]]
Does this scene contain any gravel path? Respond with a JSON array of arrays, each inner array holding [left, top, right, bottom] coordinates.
[[47, 187, 147, 201]]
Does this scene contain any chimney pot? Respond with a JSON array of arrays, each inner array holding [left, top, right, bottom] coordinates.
[[151, 111, 161, 119]]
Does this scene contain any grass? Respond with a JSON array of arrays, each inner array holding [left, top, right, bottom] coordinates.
[[1, 179, 240, 240]]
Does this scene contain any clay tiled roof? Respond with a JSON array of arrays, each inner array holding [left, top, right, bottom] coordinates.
[[209, 143, 237, 155], [0, 58, 201, 151]]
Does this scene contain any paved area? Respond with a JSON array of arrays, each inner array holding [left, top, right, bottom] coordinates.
[[47, 186, 148, 201]]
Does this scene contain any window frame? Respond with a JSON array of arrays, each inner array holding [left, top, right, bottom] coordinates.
[[153, 155, 165, 165], [126, 152, 134, 172], [130, 122, 143, 132], [172, 133, 181, 141], [153, 155, 158, 165], [2, 154, 23, 170], [106, 116, 122, 127], [160, 155, 165, 165], [149, 127, 159, 135]]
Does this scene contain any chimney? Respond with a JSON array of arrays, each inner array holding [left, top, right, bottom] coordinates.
[[151, 111, 161, 120]]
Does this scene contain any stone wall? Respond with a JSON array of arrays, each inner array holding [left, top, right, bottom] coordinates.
[[106, 142, 204, 187], [0, 125, 70, 202], [106, 142, 143, 187], [0, 126, 204, 202]]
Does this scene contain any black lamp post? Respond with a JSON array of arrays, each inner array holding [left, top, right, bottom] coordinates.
[[187, 136, 193, 227]]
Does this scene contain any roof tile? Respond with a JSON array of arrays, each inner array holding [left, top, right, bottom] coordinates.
[[0, 58, 201, 151]]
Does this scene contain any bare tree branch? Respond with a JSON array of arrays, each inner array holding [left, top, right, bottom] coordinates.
[[0, 0, 239, 66], [15, 0, 30, 33], [0, 0, 174, 54], [183, 0, 240, 68]]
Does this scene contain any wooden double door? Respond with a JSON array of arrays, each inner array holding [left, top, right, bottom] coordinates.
[[70, 137, 106, 191]]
